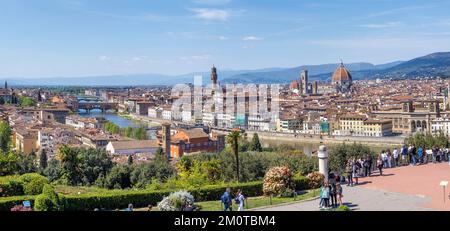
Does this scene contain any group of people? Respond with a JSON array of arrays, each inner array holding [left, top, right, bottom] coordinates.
[[220, 188, 246, 211], [344, 155, 373, 187], [319, 172, 344, 209]]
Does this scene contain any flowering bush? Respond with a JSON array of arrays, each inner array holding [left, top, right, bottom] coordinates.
[[263, 166, 294, 197], [10, 204, 32, 211], [157, 191, 195, 211], [307, 172, 325, 189]]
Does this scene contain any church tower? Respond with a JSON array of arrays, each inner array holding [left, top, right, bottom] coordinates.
[[211, 65, 218, 85], [300, 70, 308, 94]]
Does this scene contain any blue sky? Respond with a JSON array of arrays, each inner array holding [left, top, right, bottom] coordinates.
[[1, 0, 450, 78]]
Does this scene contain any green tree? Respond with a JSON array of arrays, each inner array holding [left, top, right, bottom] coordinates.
[[78, 148, 114, 185], [39, 149, 48, 171], [0, 151, 18, 176], [57, 145, 82, 185], [16, 152, 38, 174], [248, 133, 263, 152], [127, 155, 133, 165], [19, 96, 37, 107], [103, 165, 132, 189], [328, 143, 374, 173], [43, 159, 62, 182], [226, 129, 242, 182], [0, 121, 12, 153]]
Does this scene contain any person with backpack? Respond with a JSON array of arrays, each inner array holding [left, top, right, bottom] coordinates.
[[235, 189, 245, 211], [221, 188, 233, 211], [418, 147, 424, 165]]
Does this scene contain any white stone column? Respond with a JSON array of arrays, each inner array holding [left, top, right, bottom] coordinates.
[[318, 145, 329, 182]]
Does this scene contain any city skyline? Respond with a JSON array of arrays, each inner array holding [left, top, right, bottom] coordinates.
[[2, 0, 450, 78]]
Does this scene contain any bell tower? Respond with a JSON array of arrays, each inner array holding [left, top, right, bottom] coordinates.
[[211, 65, 218, 85]]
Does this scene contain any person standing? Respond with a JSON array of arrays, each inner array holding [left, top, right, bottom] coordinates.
[[401, 145, 408, 166], [336, 182, 343, 206], [393, 148, 399, 167], [235, 189, 245, 211], [386, 149, 392, 168], [329, 176, 337, 207], [363, 158, 369, 177], [367, 154, 373, 176], [381, 150, 387, 168], [410, 145, 417, 165], [352, 160, 359, 185], [418, 147, 424, 165], [432, 146, 438, 164], [221, 188, 233, 211], [346, 160, 353, 187], [322, 182, 330, 208], [377, 156, 384, 176]]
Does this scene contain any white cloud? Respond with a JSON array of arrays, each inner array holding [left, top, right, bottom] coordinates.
[[193, 0, 231, 5], [98, 55, 111, 61], [217, 36, 229, 40], [242, 36, 263, 41], [191, 8, 230, 21], [180, 54, 212, 61], [359, 22, 403, 29]]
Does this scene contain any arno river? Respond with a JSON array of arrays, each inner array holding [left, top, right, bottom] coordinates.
[[79, 109, 157, 139]]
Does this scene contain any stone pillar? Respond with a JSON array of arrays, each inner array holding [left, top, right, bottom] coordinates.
[[318, 145, 329, 182]]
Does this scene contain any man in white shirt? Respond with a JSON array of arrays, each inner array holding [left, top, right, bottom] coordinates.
[[392, 148, 399, 167]]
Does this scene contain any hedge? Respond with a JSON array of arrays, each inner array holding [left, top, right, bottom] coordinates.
[[0, 174, 48, 197], [0, 178, 311, 211]]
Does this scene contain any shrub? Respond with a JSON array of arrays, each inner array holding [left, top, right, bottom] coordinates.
[[292, 175, 310, 191], [263, 166, 294, 197], [10, 204, 33, 211], [34, 184, 66, 211], [335, 205, 351, 211], [18, 173, 49, 195], [0, 195, 35, 211], [0, 176, 24, 197], [157, 191, 195, 211], [307, 172, 325, 189]]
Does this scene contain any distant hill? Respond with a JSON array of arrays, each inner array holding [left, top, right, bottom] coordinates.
[[4, 52, 450, 86]]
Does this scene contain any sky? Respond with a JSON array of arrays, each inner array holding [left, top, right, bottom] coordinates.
[[1, 0, 450, 78]]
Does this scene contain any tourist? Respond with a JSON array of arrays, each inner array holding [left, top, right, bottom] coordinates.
[[320, 182, 330, 209], [127, 204, 133, 211], [346, 160, 353, 187], [432, 146, 439, 163], [221, 188, 233, 211], [336, 182, 343, 206], [235, 189, 245, 211], [386, 149, 392, 168], [418, 147, 424, 165], [363, 158, 370, 177], [381, 150, 387, 168], [410, 145, 417, 165], [367, 154, 373, 176], [401, 145, 408, 166], [352, 160, 359, 185], [377, 156, 383, 176], [328, 174, 337, 207], [393, 148, 399, 167]]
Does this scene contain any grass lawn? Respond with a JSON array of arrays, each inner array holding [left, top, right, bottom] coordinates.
[[136, 189, 320, 211]]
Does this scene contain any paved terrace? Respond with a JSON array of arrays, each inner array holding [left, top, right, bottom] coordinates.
[[256, 162, 450, 211]]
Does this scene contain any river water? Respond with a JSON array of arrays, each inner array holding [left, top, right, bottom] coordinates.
[[78, 109, 157, 139]]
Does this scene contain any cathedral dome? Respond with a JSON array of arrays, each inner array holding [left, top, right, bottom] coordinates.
[[332, 62, 352, 83]]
